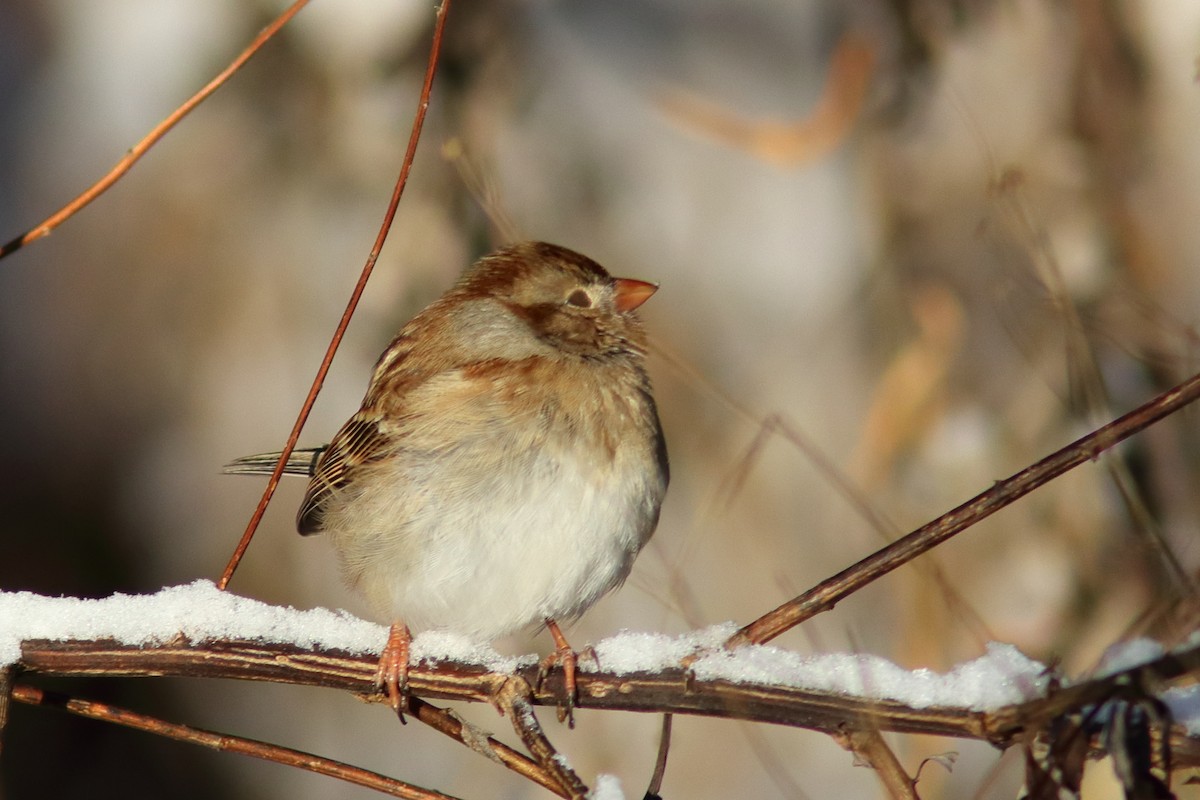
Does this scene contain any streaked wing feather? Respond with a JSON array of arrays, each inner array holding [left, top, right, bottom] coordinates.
[[297, 414, 390, 535]]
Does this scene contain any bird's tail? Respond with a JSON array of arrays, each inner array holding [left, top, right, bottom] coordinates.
[[223, 447, 326, 477]]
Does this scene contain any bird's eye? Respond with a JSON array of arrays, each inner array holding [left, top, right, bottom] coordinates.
[[566, 289, 592, 308]]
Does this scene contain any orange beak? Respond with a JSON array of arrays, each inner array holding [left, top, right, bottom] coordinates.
[[613, 278, 659, 312]]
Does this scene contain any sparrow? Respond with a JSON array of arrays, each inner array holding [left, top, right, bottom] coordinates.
[[226, 241, 668, 716]]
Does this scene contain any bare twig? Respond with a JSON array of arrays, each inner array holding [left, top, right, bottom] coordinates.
[[0, 0, 311, 261], [644, 713, 672, 799], [835, 727, 919, 800], [727, 370, 1200, 648], [408, 695, 568, 798], [11, 683, 457, 799], [0, 666, 12, 756], [496, 677, 589, 799], [218, 0, 453, 590]]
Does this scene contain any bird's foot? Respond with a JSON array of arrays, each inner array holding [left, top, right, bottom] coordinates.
[[539, 619, 580, 727], [376, 622, 412, 722]]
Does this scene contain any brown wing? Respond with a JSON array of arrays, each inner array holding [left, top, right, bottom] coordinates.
[[297, 413, 390, 535]]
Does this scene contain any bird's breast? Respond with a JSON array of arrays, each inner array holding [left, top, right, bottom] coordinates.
[[318, 355, 665, 636]]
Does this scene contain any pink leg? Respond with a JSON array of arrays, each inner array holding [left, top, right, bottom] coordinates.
[[542, 619, 578, 725], [376, 622, 412, 718]]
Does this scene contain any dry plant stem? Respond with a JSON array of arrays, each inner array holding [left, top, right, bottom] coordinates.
[[218, 0, 453, 590], [0, 0, 311, 261], [497, 678, 588, 799], [835, 727, 919, 800], [992, 169, 1195, 599], [728, 369, 1200, 648], [408, 696, 568, 798], [645, 713, 672, 798], [11, 683, 457, 800], [658, 32, 876, 166]]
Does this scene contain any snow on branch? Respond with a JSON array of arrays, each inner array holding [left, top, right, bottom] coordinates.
[[6, 581, 1200, 766]]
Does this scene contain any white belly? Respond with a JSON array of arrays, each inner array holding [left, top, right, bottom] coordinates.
[[321, 440, 660, 639]]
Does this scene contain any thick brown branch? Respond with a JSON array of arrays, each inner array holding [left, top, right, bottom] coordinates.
[[14, 636, 1200, 767]]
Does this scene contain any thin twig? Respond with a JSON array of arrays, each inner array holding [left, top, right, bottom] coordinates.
[[0, 666, 12, 756], [644, 713, 672, 799], [497, 677, 589, 799], [408, 695, 568, 798], [11, 683, 457, 799], [727, 370, 1200, 648], [0, 0, 311, 261], [835, 727, 919, 800], [218, 0, 453, 590]]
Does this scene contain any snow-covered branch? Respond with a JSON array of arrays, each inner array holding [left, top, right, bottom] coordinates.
[[7, 582, 1200, 773]]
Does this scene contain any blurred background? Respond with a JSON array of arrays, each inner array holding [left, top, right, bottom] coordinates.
[[3, 0, 1200, 797]]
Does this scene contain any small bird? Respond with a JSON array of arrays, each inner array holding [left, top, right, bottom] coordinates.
[[227, 241, 668, 715]]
